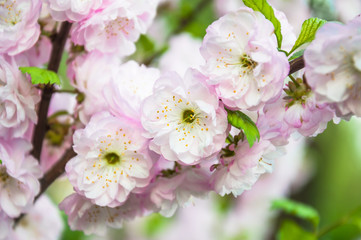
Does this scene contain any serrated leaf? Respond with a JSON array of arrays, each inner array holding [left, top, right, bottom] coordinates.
[[277, 220, 316, 240], [242, 0, 282, 48], [226, 109, 260, 147], [19, 67, 60, 85], [289, 49, 305, 61], [288, 18, 326, 55], [272, 199, 320, 228]]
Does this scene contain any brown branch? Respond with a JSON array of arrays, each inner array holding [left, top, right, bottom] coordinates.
[[37, 147, 76, 199], [289, 55, 305, 75], [31, 22, 73, 160]]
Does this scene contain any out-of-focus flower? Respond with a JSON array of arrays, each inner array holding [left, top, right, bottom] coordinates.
[[201, 7, 289, 111], [44, 0, 102, 22], [60, 192, 155, 235], [210, 139, 276, 197], [150, 167, 211, 217], [159, 33, 204, 76], [11, 196, 63, 240], [0, 212, 12, 240], [104, 61, 160, 121], [304, 16, 361, 118], [141, 69, 228, 165], [284, 93, 335, 137], [0, 56, 40, 139], [71, 0, 158, 56], [0, 0, 42, 56], [0, 138, 42, 218], [67, 51, 120, 124], [66, 112, 153, 207], [14, 36, 52, 67]]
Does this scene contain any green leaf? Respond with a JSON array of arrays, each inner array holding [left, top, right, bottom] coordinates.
[[226, 109, 260, 147], [277, 220, 316, 240], [242, 0, 282, 48], [19, 67, 60, 85], [288, 18, 326, 55], [0, 159, 2, 164], [289, 49, 305, 61], [272, 199, 320, 228]]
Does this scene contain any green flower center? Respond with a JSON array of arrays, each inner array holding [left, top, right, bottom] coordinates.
[[182, 109, 196, 123], [104, 152, 120, 165], [240, 54, 257, 69]]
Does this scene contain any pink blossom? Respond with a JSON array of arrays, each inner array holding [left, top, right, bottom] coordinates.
[[11, 196, 63, 240], [0, 138, 42, 218], [104, 61, 160, 121], [0, 0, 42, 56], [66, 111, 154, 207], [200, 7, 289, 111], [304, 16, 361, 118], [44, 0, 103, 22], [284, 93, 335, 137], [257, 99, 293, 146], [0, 212, 12, 240], [60, 192, 155, 235], [0, 56, 40, 139], [14, 36, 52, 67], [71, 0, 158, 56], [210, 140, 276, 197], [67, 51, 120, 124], [141, 69, 228, 165], [150, 168, 211, 217]]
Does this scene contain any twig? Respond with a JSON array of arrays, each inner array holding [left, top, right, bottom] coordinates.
[[31, 22, 72, 160], [289, 55, 305, 75]]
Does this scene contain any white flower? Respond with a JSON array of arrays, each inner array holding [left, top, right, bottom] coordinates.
[[0, 138, 42, 218], [104, 60, 160, 121], [66, 112, 154, 207], [304, 16, 361, 118], [150, 167, 211, 217], [12, 196, 63, 240], [200, 7, 289, 110], [211, 140, 276, 197], [141, 69, 228, 165], [0, 56, 40, 139]]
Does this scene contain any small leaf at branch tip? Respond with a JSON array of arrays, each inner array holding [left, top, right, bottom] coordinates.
[[242, 0, 283, 48], [289, 49, 305, 61], [226, 109, 260, 148], [19, 66, 61, 86], [288, 17, 327, 55]]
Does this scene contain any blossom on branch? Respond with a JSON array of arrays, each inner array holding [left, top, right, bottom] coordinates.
[[66, 112, 154, 207], [71, 0, 158, 56], [304, 15, 361, 118], [200, 7, 289, 111], [141, 69, 228, 165], [0, 0, 42, 56], [0, 138, 42, 218]]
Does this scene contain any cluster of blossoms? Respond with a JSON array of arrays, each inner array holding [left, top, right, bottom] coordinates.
[[0, 0, 361, 238]]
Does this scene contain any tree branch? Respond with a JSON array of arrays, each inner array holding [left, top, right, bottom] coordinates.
[[289, 55, 305, 75], [31, 22, 73, 160]]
